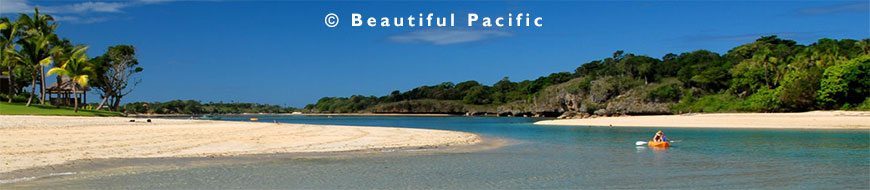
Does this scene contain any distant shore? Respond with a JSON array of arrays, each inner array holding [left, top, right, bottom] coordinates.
[[124, 113, 460, 117], [298, 113, 458, 116], [0, 115, 480, 175], [534, 111, 870, 129]]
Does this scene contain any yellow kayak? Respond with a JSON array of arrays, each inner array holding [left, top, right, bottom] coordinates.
[[648, 141, 670, 147]]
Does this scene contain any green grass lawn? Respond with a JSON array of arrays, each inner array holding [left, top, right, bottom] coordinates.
[[0, 102, 123, 116]]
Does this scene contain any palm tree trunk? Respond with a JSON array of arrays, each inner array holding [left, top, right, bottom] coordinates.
[[7, 66, 14, 103], [39, 65, 45, 104], [55, 76, 61, 106], [26, 77, 35, 107], [72, 84, 78, 112]]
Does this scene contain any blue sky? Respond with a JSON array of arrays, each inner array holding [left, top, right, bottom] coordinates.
[[1, 0, 868, 107]]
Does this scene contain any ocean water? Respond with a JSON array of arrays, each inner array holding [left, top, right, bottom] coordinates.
[[5, 116, 869, 189]]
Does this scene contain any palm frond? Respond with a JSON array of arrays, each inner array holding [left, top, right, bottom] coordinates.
[[75, 75, 88, 86], [46, 67, 68, 76], [73, 46, 89, 55], [39, 56, 52, 65]]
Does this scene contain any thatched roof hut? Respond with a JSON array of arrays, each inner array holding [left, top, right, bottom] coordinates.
[[47, 77, 90, 106], [47, 77, 90, 93]]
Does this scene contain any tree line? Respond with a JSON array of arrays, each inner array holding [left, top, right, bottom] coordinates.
[[121, 100, 299, 115], [307, 36, 869, 113], [1, 8, 142, 112], [305, 72, 574, 113]]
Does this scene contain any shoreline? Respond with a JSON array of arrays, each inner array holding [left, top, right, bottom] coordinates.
[[0, 115, 481, 176], [1, 136, 511, 185], [123, 113, 461, 117], [298, 113, 459, 117], [534, 111, 870, 129]]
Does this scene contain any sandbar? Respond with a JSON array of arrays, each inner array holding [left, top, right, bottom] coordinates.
[[0, 115, 480, 174]]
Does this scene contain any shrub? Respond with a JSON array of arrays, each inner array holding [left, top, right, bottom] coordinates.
[[855, 98, 870, 111], [745, 87, 781, 111], [646, 83, 682, 102], [817, 56, 870, 109], [0, 92, 36, 103], [603, 76, 643, 95], [672, 93, 750, 113]]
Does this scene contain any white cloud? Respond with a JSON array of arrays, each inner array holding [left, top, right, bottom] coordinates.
[[798, 2, 869, 15], [1, 0, 172, 24], [4, 1, 132, 14], [46, 1, 130, 14], [54, 15, 111, 24], [0, 0, 32, 14], [387, 29, 512, 45], [138, 0, 175, 4]]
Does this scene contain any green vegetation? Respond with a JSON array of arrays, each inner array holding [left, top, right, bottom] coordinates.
[[308, 36, 870, 114], [1, 7, 143, 113], [646, 82, 682, 103], [855, 98, 870, 111], [4, 8, 58, 106], [46, 46, 93, 112], [305, 73, 575, 113], [0, 102, 122, 116], [817, 56, 870, 109], [88, 45, 143, 111], [671, 94, 748, 113], [371, 99, 496, 114], [120, 100, 299, 115]]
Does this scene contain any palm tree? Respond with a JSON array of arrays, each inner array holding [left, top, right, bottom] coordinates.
[[7, 27, 56, 107], [17, 7, 58, 105], [50, 39, 79, 102], [1, 18, 20, 102], [47, 46, 93, 112]]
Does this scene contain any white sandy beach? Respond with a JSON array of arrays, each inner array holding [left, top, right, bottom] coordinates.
[[535, 111, 870, 129], [0, 115, 480, 174]]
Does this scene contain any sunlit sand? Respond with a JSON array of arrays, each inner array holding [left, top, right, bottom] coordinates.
[[535, 111, 870, 129], [0, 115, 480, 174]]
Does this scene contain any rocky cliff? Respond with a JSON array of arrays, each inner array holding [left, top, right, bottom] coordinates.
[[366, 77, 681, 118], [496, 77, 678, 118]]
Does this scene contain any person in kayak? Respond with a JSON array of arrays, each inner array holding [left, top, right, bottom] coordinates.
[[653, 131, 668, 142]]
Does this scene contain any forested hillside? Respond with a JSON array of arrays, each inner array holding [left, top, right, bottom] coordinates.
[[306, 36, 870, 117]]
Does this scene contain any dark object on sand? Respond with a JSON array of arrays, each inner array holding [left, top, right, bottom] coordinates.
[[147, 119, 152, 123], [129, 119, 135, 122]]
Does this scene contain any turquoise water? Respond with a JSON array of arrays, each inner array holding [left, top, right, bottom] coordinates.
[[8, 116, 870, 189]]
